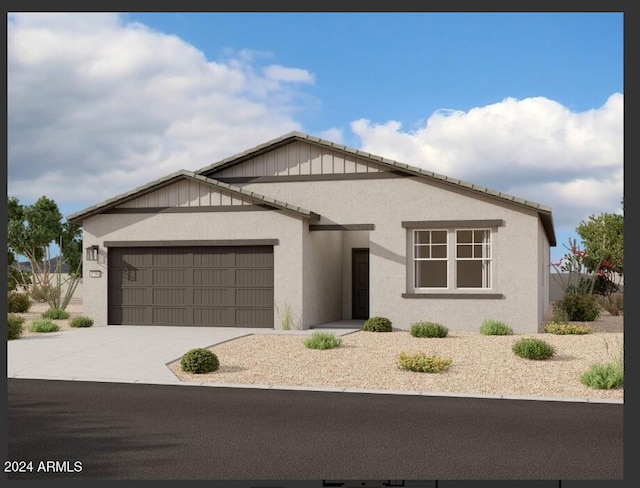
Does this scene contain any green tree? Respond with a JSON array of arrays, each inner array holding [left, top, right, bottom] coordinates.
[[7, 196, 82, 310]]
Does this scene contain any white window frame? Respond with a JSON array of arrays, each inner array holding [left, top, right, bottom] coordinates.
[[454, 228, 492, 289], [413, 229, 448, 289]]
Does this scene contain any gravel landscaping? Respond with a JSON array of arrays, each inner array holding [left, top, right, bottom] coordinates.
[[168, 312, 624, 401]]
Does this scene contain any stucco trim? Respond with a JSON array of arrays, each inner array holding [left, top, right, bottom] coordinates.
[[401, 293, 505, 299], [103, 239, 279, 247], [309, 224, 375, 231], [104, 205, 273, 214], [401, 219, 505, 229]]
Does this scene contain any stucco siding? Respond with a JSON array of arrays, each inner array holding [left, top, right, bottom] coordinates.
[[82, 211, 303, 327], [241, 177, 543, 333], [301, 227, 343, 328]]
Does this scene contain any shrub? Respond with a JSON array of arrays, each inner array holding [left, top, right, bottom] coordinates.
[[544, 322, 592, 335], [70, 316, 94, 328], [410, 321, 449, 338], [180, 348, 219, 374], [397, 351, 452, 373], [363, 316, 392, 332], [30, 285, 51, 302], [554, 293, 601, 321], [8, 313, 25, 340], [28, 319, 60, 333], [303, 331, 342, 350], [479, 319, 513, 336], [8, 292, 31, 313], [598, 294, 623, 316], [580, 362, 623, 389], [512, 338, 555, 360], [42, 308, 70, 320]]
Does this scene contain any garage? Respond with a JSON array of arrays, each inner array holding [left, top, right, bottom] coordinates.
[[107, 245, 274, 327]]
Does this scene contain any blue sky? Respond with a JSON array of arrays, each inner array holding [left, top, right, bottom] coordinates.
[[7, 12, 623, 264]]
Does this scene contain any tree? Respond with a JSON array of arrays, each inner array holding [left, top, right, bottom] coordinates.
[[575, 204, 623, 297], [7, 196, 82, 309]]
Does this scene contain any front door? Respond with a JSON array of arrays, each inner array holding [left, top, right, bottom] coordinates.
[[352, 248, 370, 319]]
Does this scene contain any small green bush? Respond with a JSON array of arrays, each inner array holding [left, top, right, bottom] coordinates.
[[70, 316, 94, 328], [8, 292, 32, 313], [410, 321, 449, 338], [8, 313, 25, 340], [512, 338, 555, 360], [42, 308, 71, 320], [363, 316, 392, 332], [555, 293, 601, 321], [303, 331, 342, 350], [544, 322, 592, 335], [28, 319, 60, 333], [479, 319, 513, 336], [180, 348, 219, 374], [580, 362, 623, 389], [397, 351, 452, 373]]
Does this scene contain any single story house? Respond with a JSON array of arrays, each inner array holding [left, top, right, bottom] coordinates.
[[67, 131, 556, 333]]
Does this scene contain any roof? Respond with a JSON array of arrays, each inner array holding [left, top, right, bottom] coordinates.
[[196, 131, 556, 246], [66, 170, 320, 224]]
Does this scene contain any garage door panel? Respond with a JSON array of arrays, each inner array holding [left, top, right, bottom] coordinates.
[[236, 288, 273, 307], [109, 246, 273, 327], [193, 288, 232, 306], [236, 269, 272, 287], [153, 288, 187, 306]]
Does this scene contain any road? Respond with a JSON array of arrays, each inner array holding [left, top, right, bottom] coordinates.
[[6, 379, 623, 480]]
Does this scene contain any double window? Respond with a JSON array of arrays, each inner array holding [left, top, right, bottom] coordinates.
[[413, 228, 492, 290]]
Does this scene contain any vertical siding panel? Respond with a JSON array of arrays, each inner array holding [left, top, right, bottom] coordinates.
[[288, 141, 300, 175], [198, 183, 209, 206], [367, 159, 382, 173], [155, 187, 166, 207], [321, 149, 333, 174], [344, 154, 356, 173], [188, 180, 199, 207], [220, 191, 231, 206], [355, 158, 368, 173], [167, 184, 178, 207], [255, 154, 266, 177], [334, 152, 345, 174], [276, 146, 288, 175], [310, 145, 322, 174], [177, 180, 189, 207], [265, 151, 276, 176], [299, 142, 311, 175]]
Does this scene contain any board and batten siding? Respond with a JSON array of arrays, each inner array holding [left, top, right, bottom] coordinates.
[[211, 140, 392, 178], [117, 179, 254, 208]]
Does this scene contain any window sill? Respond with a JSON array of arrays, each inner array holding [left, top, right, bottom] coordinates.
[[402, 293, 505, 299]]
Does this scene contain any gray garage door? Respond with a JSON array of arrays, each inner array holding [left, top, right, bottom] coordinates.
[[108, 246, 273, 327]]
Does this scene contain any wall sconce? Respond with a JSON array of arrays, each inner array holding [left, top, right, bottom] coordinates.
[[86, 245, 99, 261]]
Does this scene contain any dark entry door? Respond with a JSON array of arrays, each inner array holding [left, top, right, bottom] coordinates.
[[352, 248, 370, 319]]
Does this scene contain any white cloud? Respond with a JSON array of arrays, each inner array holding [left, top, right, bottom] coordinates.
[[8, 13, 315, 209], [350, 94, 623, 230], [264, 64, 315, 83], [318, 127, 344, 144]]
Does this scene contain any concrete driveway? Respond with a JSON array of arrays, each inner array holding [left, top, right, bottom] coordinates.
[[7, 325, 359, 384]]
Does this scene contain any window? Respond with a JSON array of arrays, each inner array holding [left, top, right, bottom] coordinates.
[[413, 230, 448, 288], [455, 229, 491, 288]]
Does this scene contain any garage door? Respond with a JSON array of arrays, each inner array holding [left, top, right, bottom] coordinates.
[[108, 246, 273, 327]]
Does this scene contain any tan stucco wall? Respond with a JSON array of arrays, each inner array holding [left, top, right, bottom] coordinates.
[[81, 211, 303, 327], [241, 177, 546, 333]]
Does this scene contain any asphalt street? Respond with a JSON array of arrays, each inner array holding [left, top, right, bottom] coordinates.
[[6, 378, 623, 481]]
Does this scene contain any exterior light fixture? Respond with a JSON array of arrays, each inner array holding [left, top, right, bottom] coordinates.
[[86, 245, 99, 261]]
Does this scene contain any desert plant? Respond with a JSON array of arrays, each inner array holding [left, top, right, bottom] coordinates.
[[598, 294, 623, 316], [554, 293, 601, 321], [363, 316, 392, 332], [8, 313, 25, 340], [70, 316, 94, 328], [410, 321, 449, 338], [397, 351, 452, 373], [544, 322, 592, 335], [8, 292, 31, 313], [276, 302, 301, 330], [479, 319, 513, 336], [551, 303, 570, 323], [30, 284, 51, 303], [580, 362, 623, 389], [180, 348, 219, 374], [512, 338, 555, 360], [303, 331, 342, 350], [28, 319, 60, 333], [42, 308, 70, 320]]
